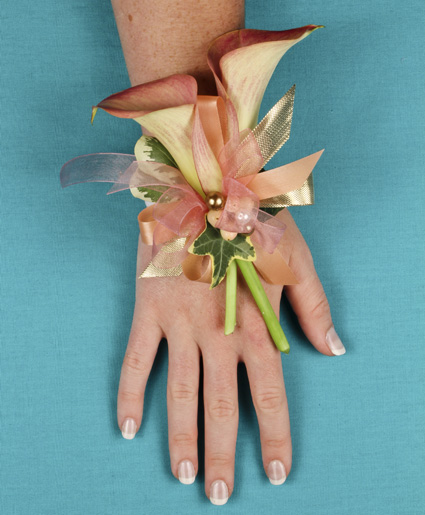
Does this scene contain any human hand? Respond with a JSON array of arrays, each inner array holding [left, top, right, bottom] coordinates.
[[116, 208, 345, 505]]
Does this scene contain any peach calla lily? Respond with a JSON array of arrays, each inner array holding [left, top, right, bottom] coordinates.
[[92, 25, 323, 196]]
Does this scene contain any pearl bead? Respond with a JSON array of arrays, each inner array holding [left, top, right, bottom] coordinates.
[[206, 192, 225, 210]]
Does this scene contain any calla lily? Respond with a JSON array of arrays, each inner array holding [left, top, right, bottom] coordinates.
[[207, 25, 323, 130], [93, 74, 202, 194], [92, 25, 323, 194]]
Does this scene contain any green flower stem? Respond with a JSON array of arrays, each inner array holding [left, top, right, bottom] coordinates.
[[224, 260, 237, 335], [236, 260, 290, 354]]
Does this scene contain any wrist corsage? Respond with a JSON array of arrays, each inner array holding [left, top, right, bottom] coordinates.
[[61, 25, 324, 353]]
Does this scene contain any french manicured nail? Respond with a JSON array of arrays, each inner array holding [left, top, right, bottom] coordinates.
[[326, 327, 346, 356], [178, 460, 195, 485], [209, 480, 228, 505], [267, 460, 287, 485], [121, 417, 137, 440]]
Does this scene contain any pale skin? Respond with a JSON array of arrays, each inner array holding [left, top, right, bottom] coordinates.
[[111, 0, 345, 505]]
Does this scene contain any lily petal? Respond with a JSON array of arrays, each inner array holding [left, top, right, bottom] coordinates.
[[208, 26, 323, 130], [92, 74, 197, 121], [136, 105, 204, 196], [192, 106, 222, 194]]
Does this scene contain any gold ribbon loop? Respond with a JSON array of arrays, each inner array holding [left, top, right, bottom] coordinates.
[[260, 174, 314, 208], [252, 84, 296, 167]]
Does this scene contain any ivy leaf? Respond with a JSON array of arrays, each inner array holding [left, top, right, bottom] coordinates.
[[135, 135, 178, 168], [189, 222, 256, 288], [131, 136, 178, 202]]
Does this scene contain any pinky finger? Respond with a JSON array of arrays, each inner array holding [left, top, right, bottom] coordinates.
[[276, 210, 346, 357], [284, 245, 345, 357]]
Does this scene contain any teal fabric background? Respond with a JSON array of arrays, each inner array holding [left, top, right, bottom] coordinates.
[[1, 0, 424, 513]]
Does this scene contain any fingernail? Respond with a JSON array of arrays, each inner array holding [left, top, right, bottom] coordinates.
[[178, 460, 196, 485], [209, 480, 228, 505], [121, 417, 137, 440], [326, 326, 346, 356], [267, 460, 287, 485]]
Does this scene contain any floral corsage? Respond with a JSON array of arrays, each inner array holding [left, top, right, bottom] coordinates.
[[61, 25, 324, 353]]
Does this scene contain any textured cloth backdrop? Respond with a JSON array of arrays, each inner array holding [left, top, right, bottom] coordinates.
[[1, 0, 424, 514]]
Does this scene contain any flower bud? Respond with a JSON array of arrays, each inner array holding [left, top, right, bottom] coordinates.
[[207, 209, 223, 227], [220, 229, 238, 241]]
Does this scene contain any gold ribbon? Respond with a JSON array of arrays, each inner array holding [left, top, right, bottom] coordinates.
[[138, 207, 185, 278], [252, 84, 296, 167], [260, 174, 314, 208], [239, 84, 316, 210]]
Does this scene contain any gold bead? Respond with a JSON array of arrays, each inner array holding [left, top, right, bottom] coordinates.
[[205, 192, 225, 210]]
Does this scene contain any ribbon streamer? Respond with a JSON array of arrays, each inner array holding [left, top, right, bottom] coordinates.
[[60, 153, 136, 188], [251, 84, 296, 168], [260, 174, 314, 208]]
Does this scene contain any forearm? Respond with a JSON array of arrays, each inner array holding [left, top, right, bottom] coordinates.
[[111, 0, 245, 92]]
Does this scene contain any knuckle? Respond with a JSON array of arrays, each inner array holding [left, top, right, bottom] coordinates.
[[288, 239, 313, 270], [118, 389, 142, 403], [207, 397, 237, 421], [244, 320, 275, 354], [255, 387, 286, 415], [246, 321, 268, 343], [209, 452, 233, 468], [168, 382, 198, 404], [122, 348, 149, 376], [263, 436, 288, 449], [309, 295, 331, 321], [171, 354, 199, 379], [171, 431, 197, 446]]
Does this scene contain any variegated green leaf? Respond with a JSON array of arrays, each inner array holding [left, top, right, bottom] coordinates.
[[135, 135, 178, 167], [131, 136, 178, 202], [189, 222, 256, 288]]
